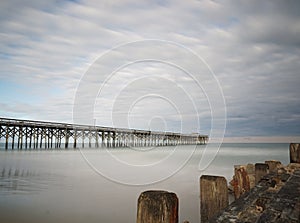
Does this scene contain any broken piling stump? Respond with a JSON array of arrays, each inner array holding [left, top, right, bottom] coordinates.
[[290, 143, 300, 163], [136, 190, 178, 223], [231, 165, 250, 199], [255, 163, 269, 185], [265, 160, 281, 173], [200, 175, 228, 223], [246, 163, 256, 189]]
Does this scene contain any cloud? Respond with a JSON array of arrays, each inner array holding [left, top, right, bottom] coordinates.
[[0, 0, 299, 138]]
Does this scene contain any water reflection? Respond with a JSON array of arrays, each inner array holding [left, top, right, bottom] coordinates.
[[0, 144, 289, 223], [0, 167, 62, 195]]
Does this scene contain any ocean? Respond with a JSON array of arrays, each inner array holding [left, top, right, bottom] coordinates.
[[0, 143, 290, 223]]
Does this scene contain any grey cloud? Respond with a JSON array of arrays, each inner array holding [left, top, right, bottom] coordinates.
[[0, 0, 299, 138]]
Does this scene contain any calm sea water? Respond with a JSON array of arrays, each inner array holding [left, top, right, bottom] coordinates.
[[0, 143, 289, 223]]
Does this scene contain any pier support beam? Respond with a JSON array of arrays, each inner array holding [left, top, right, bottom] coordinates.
[[5, 126, 9, 150], [136, 190, 178, 223], [200, 175, 228, 223], [95, 132, 99, 148], [74, 130, 77, 148], [12, 127, 15, 149]]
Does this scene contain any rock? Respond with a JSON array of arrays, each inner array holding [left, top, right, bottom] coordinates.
[[209, 165, 300, 223]]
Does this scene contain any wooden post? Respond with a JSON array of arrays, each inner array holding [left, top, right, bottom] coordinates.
[[29, 127, 32, 149], [25, 127, 28, 149], [112, 131, 116, 148], [246, 163, 255, 189], [107, 132, 111, 148], [51, 129, 54, 148], [46, 129, 49, 149], [200, 175, 228, 223], [136, 190, 178, 223], [65, 130, 69, 149], [82, 130, 85, 148], [95, 132, 99, 148], [255, 163, 269, 185], [34, 129, 37, 149], [39, 128, 43, 148], [74, 130, 77, 148], [101, 132, 105, 147], [290, 143, 300, 163], [265, 160, 281, 173], [88, 132, 92, 148], [231, 165, 250, 199], [12, 127, 15, 150], [5, 126, 9, 150], [20, 127, 23, 149], [55, 131, 57, 148]]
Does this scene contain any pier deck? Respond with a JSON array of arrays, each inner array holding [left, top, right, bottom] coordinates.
[[0, 117, 208, 150]]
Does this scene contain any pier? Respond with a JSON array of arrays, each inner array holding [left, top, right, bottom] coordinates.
[[0, 117, 208, 150]]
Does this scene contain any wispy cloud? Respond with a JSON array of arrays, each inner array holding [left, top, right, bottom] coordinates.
[[0, 0, 299, 137]]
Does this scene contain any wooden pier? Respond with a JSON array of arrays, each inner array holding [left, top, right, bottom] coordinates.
[[0, 117, 208, 150]]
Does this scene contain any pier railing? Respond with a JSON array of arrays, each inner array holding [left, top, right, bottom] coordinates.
[[0, 117, 208, 150]]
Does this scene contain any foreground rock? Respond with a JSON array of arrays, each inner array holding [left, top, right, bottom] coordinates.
[[210, 163, 300, 223]]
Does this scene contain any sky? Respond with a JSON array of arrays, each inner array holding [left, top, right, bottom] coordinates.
[[0, 0, 299, 141]]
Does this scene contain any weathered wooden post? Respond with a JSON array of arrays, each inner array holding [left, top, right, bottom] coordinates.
[[231, 165, 250, 199], [290, 143, 300, 163], [246, 163, 255, 189], [200, 175, 228, 223], [265, 160, 281, 173], [82, 130, 85, 148], [101, 131, 105, 147], [95, 132, 99, 148], [65, 130, 69, 149], [136, 190, 178, 223], [112, 131, 116, 148], [255, 163, 269, 185], [5, 126, 9, 150], [74, 130, 77, 148], [88, 131, 92, 148], [12, 127, 16, 150]]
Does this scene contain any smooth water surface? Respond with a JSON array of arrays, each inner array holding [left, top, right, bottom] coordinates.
[[0, 143, 289, 223]]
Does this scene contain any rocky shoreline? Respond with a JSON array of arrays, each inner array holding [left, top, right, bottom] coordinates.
[[211, 162, 300, 222], [135, 143, 300, 223]]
